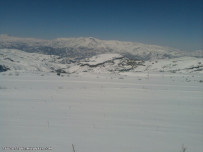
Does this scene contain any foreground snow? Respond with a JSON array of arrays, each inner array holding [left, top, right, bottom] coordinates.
[[0, 72, 203, 152]]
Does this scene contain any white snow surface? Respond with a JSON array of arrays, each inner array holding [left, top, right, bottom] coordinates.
[[0, 72, 203, 152]]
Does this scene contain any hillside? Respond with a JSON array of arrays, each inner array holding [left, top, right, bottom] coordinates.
[[0, 35, 192, 60], [0, 49, 202, 74]]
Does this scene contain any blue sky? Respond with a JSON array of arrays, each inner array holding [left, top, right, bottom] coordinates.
[[0, 0, 202, 51]]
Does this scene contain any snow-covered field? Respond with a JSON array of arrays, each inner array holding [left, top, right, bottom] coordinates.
[[0, 72, 203, 152]]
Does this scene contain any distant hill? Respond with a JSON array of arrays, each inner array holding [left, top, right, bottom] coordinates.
[[1, 34, 200, 60]]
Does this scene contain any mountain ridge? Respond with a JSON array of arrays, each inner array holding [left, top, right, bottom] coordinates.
[[1, 34, 198, 60]]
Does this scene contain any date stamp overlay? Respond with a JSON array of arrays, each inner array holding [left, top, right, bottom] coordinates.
[[2, 147, 52, 151]]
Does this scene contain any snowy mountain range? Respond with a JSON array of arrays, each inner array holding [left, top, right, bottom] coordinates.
[[0, 34, 197, 59], [0, 35, 202, 74]]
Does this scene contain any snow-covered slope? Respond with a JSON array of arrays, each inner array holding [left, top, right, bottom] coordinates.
[[134, 57, 203, 73], [0, 49, 202, 74], [1, 72, 203, 152], [0, 34, 194, 60], [0, 49, 67, 73]]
